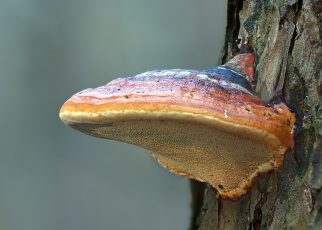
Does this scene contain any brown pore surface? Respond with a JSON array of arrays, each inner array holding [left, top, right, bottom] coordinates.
[[69, 116, 278, 199]]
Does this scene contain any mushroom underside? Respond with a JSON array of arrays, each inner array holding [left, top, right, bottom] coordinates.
[[65, 111, 283, 198]]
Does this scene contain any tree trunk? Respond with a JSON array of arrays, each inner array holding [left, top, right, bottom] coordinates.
[[195, 0, 321, 229]]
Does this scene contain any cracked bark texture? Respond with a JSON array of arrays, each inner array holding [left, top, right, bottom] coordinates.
[[195, 0, 321, 229]]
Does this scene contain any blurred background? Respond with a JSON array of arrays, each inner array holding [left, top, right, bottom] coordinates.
[[0, 0, 226, 229]]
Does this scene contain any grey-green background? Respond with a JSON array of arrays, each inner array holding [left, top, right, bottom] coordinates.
[[0, 0, 226, 229]]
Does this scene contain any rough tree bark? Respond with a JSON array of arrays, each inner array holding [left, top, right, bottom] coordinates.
[[194, 0, 321, 229]]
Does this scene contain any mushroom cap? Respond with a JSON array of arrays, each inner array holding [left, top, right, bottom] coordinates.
[[60, 69, 295, 200]]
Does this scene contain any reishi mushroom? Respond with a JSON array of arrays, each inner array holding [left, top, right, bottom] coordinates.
[[59, 53, 295, 200]]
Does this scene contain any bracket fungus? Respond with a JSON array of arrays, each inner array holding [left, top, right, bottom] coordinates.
[[59, 53, 295, 200]]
